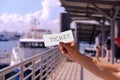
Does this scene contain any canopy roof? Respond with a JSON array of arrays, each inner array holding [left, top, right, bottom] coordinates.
[[60, 0, 120, 43], [60, 0, 120, 21]]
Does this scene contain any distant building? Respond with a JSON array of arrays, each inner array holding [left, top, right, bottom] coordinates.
[[60, 13, 72, 32], [0, 31, 21, 41]]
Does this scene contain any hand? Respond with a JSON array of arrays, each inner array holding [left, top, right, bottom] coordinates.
[[59, 42, 80, 62]]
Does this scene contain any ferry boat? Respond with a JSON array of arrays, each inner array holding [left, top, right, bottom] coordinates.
[[0, 28, 52, 68], [11, 29, 52, 66]]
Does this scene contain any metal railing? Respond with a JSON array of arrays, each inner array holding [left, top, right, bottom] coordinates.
[[0, 47, 65, 80]]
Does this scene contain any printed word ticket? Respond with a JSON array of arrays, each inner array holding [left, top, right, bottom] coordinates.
[[43, 30, 74, 46]]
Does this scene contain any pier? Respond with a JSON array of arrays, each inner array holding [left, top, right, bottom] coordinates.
[[1, 0, 120, 80], [1, 47, 117, 80]]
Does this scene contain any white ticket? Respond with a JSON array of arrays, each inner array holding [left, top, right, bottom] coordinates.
[[43, 30, 74, 46]]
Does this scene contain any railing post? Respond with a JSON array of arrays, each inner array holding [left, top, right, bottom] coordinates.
[[46, 52, 49, 80], [32, 60, 35, 80], [20, 66, 24, 80], [110, 19, 115, 64], [51, 49, 56, 78], [40, 56, 43, 80]]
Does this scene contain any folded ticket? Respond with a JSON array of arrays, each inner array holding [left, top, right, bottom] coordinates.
[[43, 30, 74, 46]]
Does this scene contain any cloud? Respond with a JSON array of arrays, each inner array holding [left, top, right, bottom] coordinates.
[[41, 0, 62, 19], [0, 0, 64, 33], [40, 0, 64, 33]]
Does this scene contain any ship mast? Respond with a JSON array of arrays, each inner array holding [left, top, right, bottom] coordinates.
[[31, 18, 40, 30]]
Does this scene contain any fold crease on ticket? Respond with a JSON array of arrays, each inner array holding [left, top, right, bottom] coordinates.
[[43, 30, 74, 46]]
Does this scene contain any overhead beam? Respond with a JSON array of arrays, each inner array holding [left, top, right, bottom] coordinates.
[[70, 14, 104, 19], [92, 3, 111, 20], [113, 7, 120, 19], [61, 0, 120, 6], [64, 5, 110, 13], [87, 15, 103, 25]]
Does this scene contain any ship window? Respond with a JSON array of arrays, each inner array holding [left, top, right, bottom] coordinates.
[[31, 42, 35, 46], [20, 42, 46, 48], [39, 43, 43, 47], [25, 43, 28, 47], [20, 42, 31, 48], [35, 42, 39, 46], [20, 42, 25, 47], [28, 42, 32, 47], [30, 42, 39, 48]]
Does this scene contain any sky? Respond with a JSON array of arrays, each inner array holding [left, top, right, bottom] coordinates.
[[0, 0, 65, 33]]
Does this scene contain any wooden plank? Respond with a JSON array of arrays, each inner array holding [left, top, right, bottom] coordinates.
[[54, 58, 120, 80], [55, 61, 103, 80], [55, 63, 67, 80], [60, 62, 71, 80], [55, 62, 70, 80], [65, 62, 73, 80], [70, 63, 76, 80], [75, 63, 80, 80], [54, 62, 81, 80]]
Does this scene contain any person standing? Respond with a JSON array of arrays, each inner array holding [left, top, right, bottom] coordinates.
[[104, 35, 111, 62], [95, 32, 102, 60]]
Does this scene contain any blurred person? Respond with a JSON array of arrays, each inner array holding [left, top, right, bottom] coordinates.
[[104, 35, 111, 62], [95, 32, 102, 60], [115, 37, 120, 62]]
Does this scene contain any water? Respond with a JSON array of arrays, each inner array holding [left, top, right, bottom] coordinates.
[[0, 40, 19, 69], [0, 40, 19, 52]]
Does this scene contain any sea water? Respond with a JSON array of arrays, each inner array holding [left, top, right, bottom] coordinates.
[[0, 40, 19, 52]]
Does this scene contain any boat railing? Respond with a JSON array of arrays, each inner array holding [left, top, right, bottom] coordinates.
[[0, 47, 65, 80]]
